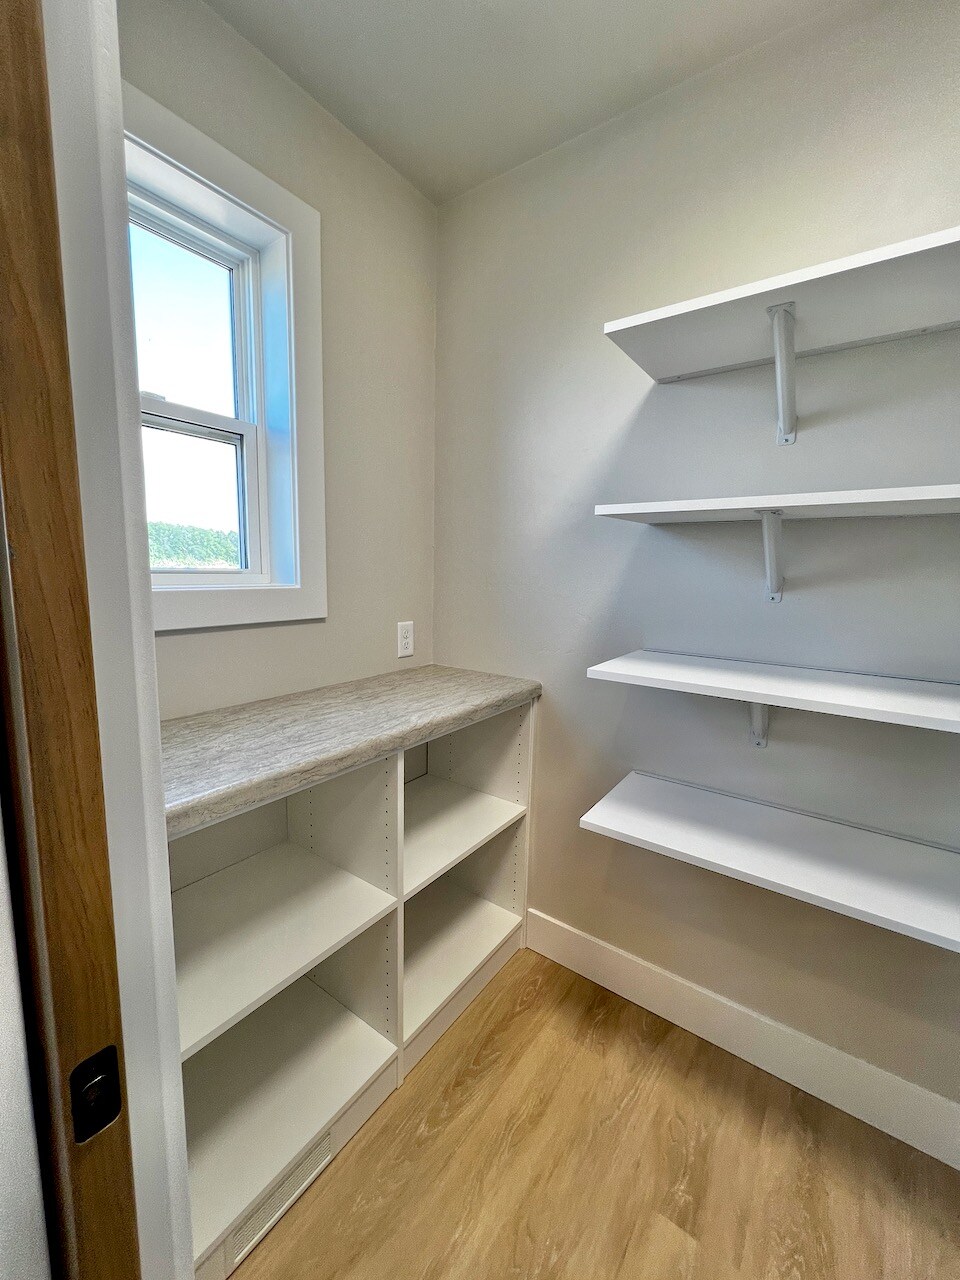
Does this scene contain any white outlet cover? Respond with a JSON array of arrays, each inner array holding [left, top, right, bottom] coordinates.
[[397, 621, 414, 658]]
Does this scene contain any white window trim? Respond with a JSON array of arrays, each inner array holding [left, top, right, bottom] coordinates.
[[123, 84, 327, 631]]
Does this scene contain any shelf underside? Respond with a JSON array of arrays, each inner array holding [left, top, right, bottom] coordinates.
[[403, 877, 521, 1042], [174, 842, 396, 1059], [403, 774, 525, 900], [596, 484, 960, 524], [588, 651, 960, 734], [183, 978, 396, 1260], [604, 225, 960, 381], [582, 772, 960, 951]]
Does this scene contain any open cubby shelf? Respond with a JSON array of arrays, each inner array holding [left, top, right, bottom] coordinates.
[[403, 874, 522, 1043], [403, 773, 525, 900], [162, 670, 537, 1278], [174, 842, 396, 1060], [183, 976, 397, 1261], [582, 773, 960, 952]]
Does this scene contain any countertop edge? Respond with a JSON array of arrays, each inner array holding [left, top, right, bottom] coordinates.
[[165, 671, 541, 839]]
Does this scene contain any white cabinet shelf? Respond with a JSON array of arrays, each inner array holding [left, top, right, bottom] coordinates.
[[605, 225, 960, 381], [403, 877, 522, 1043], [596, 484, 960, 524], [403, 774, 526, 900], [588, 650, 960, 734], [183, 978, 396, 1261], [582, 772, 960, 952], [174, 841, 396, 1059]]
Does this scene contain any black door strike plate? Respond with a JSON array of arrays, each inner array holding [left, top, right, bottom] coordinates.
[[69, 1045, 122, 1143]]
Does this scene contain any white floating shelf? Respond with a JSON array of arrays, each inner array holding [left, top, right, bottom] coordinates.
[[605, 225, 960, 382], [582, 773, 960, 952], [403, 877, 521, 1043], [174, 842, 396, 1059], [183, 978, 396, 1261], [588, 650, 960, 734], [403, 775, 525, 900], [596, 484, 960, 524]]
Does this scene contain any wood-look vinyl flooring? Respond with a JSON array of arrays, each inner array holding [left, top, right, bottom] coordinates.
[[237, 950, 960, 1280]]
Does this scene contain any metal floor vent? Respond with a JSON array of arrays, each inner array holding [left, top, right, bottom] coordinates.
[[229, 1130, 333, 1267]]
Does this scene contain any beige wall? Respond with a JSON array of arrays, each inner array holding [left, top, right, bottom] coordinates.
[[435, 0, 960, 1097], [117, 0, 437, 719]]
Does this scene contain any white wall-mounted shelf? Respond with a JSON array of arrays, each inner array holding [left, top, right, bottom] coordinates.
[[589, 650, 960, 734], [597, 486, 960, 601], [582, 773, 960, 952], [596, 484, 960, 524], [174, 842, 396, 1060], [403, 876, 522, 1044], [403, 774, 526, 900], [605, 225, 960, 382], [183, 978, 397, 1262]]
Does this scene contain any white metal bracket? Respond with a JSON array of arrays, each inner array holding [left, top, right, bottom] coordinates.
[[759, 509, 783, 603], [768, 302, 796, 445], [749, 703, 769, 748]]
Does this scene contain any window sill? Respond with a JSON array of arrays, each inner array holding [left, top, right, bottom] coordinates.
[[152, 578, 327, 632]]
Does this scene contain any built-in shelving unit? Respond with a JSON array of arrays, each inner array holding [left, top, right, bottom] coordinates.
[[403, 774, 525, 900], [596, 484, 960, 524], [581, 773, 960, 952], [588, 650, 960, 734], [605, 225, 960, 382], [162, 666, 538, 1280]]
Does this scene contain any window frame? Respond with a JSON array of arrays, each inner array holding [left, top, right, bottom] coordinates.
[[128, 188, 259, 422], [123, 84, 327, 631], [140, 403, 267, 584]]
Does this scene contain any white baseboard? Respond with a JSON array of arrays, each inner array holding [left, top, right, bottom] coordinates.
[[526, 908, 960, 1170]]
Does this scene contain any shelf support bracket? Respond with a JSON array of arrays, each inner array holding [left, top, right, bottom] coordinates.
[[768, 302, 797, 445], [760, 509, 784, 603], [749, 703, 769, 749]]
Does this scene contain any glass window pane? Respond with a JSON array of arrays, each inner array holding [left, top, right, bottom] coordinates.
[[129, 222, 238, 417], [142, 425, 244, 570]]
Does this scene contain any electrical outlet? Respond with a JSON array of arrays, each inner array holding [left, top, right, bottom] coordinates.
[[397, 621, 414, 658]]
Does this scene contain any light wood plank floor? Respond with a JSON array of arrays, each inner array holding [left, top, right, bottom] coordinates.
[[237, 950, 960, 1280]]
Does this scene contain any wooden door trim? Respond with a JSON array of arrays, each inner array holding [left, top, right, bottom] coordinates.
[[0, 0, 143, 1275]]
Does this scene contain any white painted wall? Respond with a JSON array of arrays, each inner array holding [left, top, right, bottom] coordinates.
[[116, 0, 438, 719], [435, 0, 960, 1100], [0, 827, 50, 1280]]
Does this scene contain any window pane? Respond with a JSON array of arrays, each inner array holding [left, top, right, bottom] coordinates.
[[142, 425, 244, 570], [129, 222, 238, 417]]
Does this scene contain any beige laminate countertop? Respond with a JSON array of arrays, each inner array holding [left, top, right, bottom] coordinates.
[[162, 664, 541, 838]]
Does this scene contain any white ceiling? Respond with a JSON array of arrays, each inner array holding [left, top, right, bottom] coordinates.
[[203, 0, 868, 203]]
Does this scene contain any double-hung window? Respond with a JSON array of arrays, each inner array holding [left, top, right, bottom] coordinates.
[[124, 87, 327, 631], [129, 194, 268, 583]]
